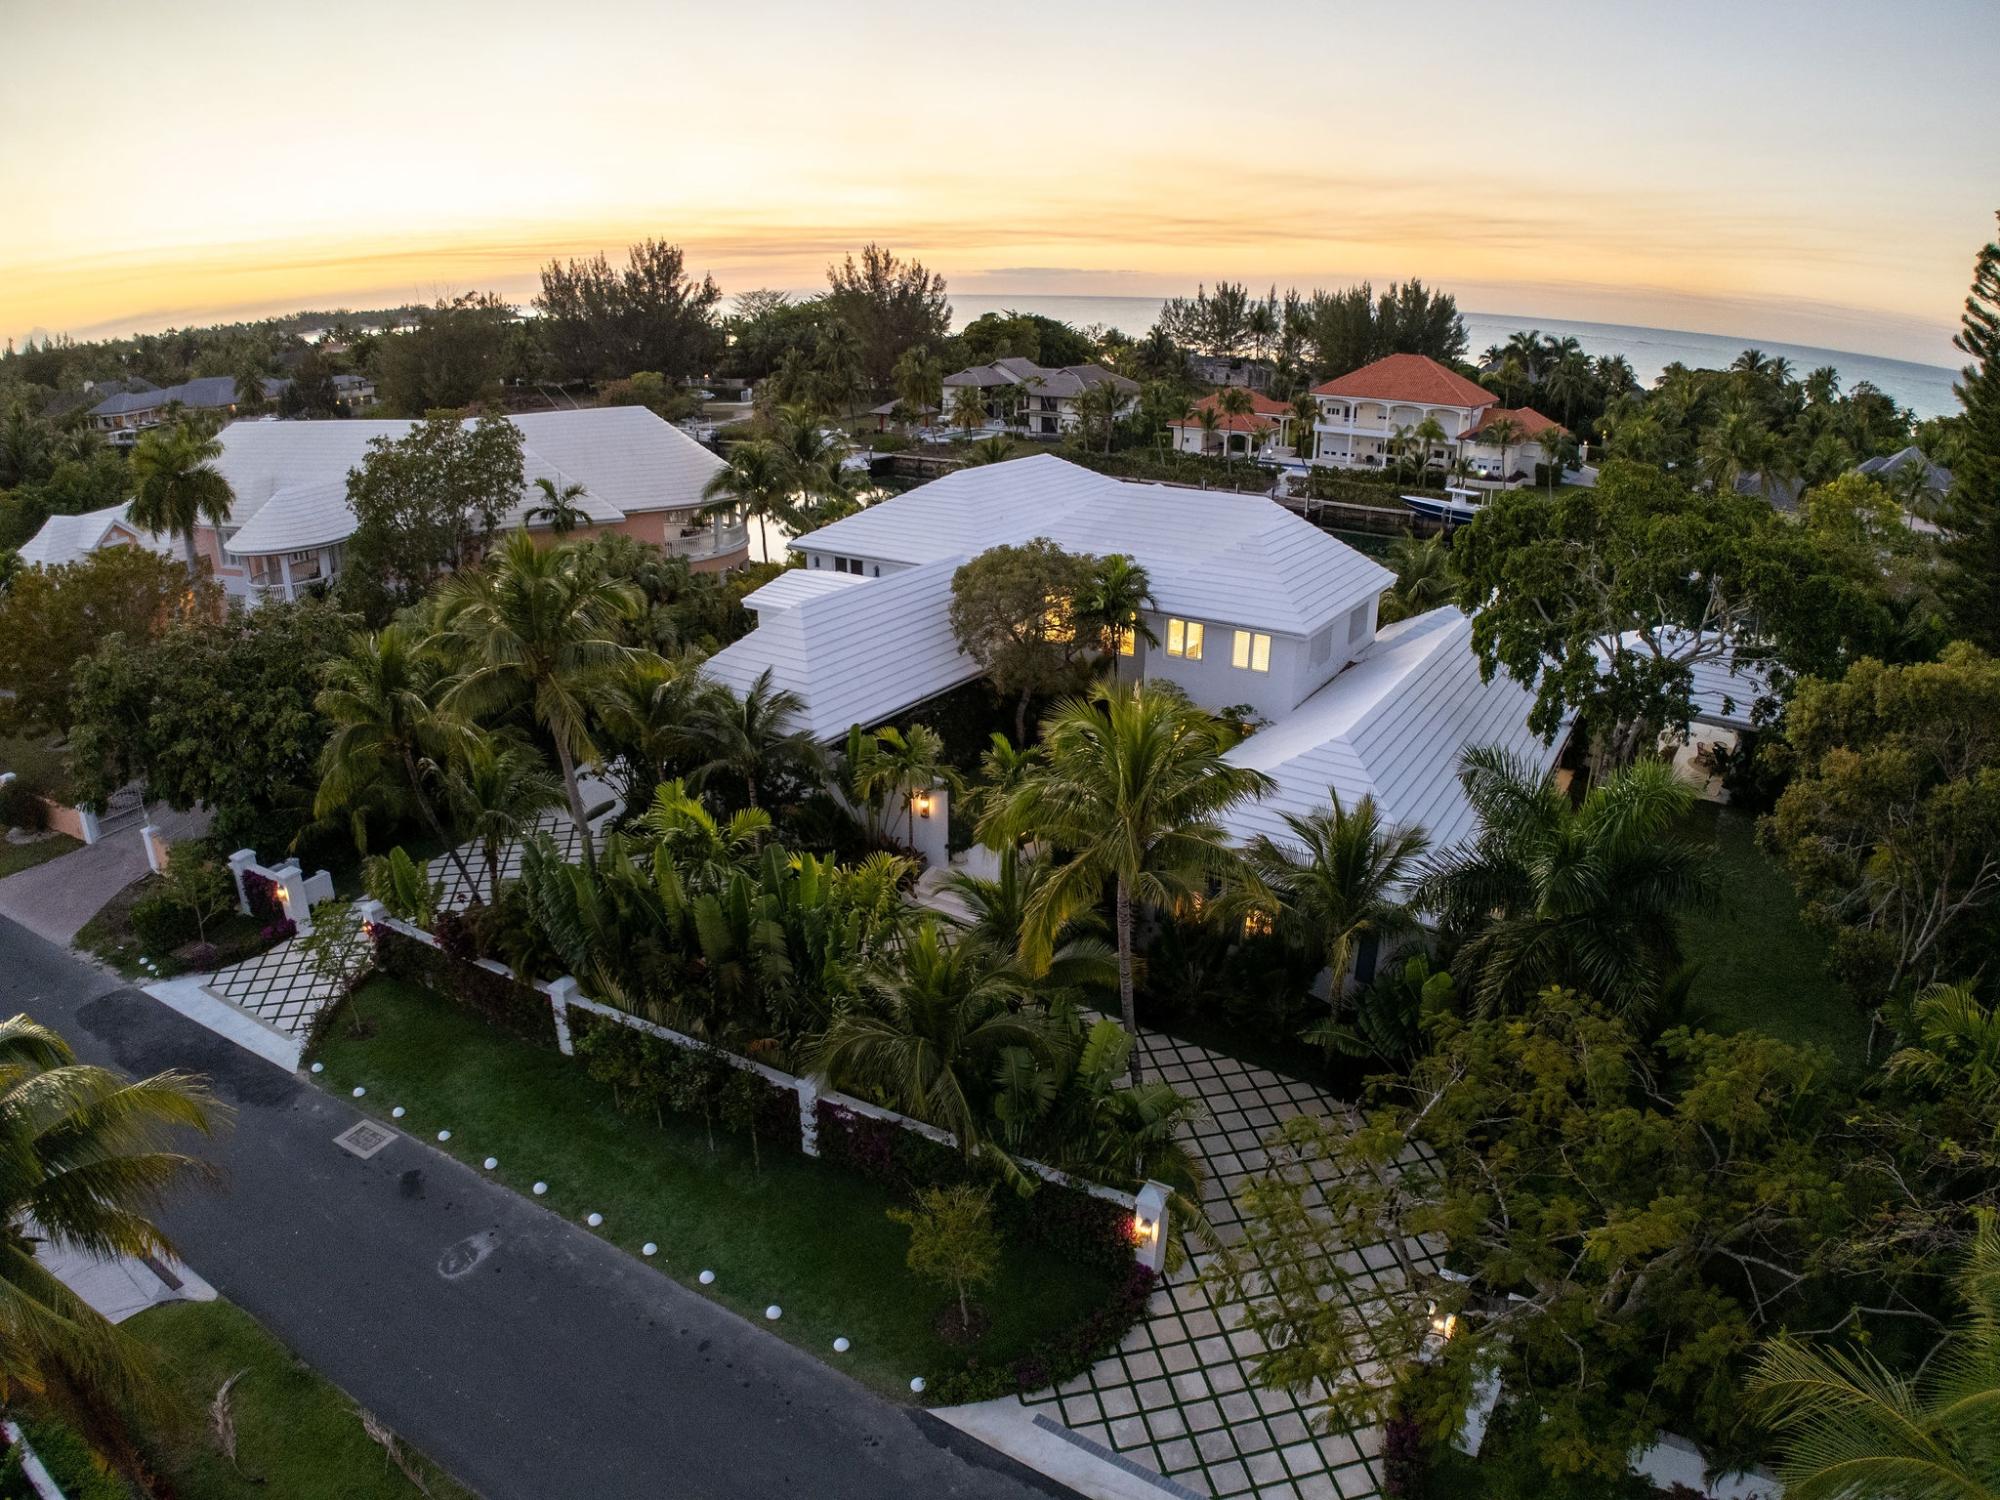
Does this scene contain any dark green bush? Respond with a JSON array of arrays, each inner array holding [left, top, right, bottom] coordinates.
[[371, 925, 557, 1047], [129, 890, 199, 952], [0, 780, 48, 832]]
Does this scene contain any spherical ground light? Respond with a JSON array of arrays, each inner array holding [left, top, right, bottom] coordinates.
[[698, 1269, 715, 1285], [586, 1212, 603, 1227], [436, 1130, 451, 1142], [641, 1243, 658, 1257], [532, 1181, 548, 1196], [909, 1377, 926, 1395], [391, 1106, 405, 1118], [764, 1305, 782, 1321], [483, 1157, 498, 1170], [309, 1062, 324, 1074], [832, 1337, 850, 1353], [351, 1086, 365, 1098]]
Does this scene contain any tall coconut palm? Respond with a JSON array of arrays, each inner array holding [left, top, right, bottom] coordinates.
[[1288, 388, 1319, 459], [850, 723, 956, 848], [1407, 415, 1447, 485], [129, 420, 233, 577], [950, 382, 989, 435], [683, 669, 820, 812], [769, 403, 856, 526], [315, 624, 478, 891], [893, 346, 944, 429], [1214, 386, 1256, 470], [701, 437, 793, 563], [1074, 554, 1158, 665], [1192, 402, 1224, 460], [0, 1015, 219, 1484], [813, 921, 1049, 1156], [525, 477, 590, 536], [439, 736, 564, 904], [636, 777, 772, 893], [1416, 746, 1715, 1019], [1751, 1213, 2000, 1500], [1239, 792, 1429, 1013], [434, 530, 640, 868], [1480, 415, 1525, 488], [985, 683, 1273, 1081]]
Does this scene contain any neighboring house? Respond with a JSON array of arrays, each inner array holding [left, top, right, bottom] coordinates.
[[1459, 406, 1569, 484], [1168, 391, 1298, 459], [1306, 353, 1562, 486], [1855, 444, 1952, 499], [1732, 470, 1807, 513], [939, 357, 1139, 437], [705, 454, 1564, 854], [1187, 355, 1275, 392], [15, 502, 176, 570], [331, 373, 377, 411], [186, 407, 739, 602], [89, 375, 287, 441]]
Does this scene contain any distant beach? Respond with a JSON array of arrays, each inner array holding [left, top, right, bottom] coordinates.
[[949, 294, 1962, 420]]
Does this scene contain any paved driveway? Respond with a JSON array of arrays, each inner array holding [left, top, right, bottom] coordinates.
[[0, 914, 1077, 1500], [0, 803, 208, 944]]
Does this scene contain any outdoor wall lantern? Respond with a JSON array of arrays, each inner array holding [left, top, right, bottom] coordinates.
[[913, 789, 934, 819]]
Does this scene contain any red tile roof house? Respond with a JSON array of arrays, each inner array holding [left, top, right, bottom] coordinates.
[[1307, 353, 1564, 487], [1166, 391, 1299, 459]]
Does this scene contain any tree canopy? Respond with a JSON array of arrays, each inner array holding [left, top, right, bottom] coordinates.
[[824, 244, 950, 392], [535, 238, 724, 385]]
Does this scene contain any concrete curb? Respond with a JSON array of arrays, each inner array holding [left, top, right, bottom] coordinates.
[[935, 1397, 1193, 1500], [142, 976, 303, 1071]]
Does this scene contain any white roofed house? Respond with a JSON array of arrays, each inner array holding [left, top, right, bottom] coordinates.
[[705, 454, 1567, 876], [15, 502, 176, 570], [180, 407, 741, 603]]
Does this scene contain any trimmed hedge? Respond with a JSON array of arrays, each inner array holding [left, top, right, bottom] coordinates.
[[569, 1007, 803, 1156], [242, 868, 280, 921], [371, 925, 557, 1048]]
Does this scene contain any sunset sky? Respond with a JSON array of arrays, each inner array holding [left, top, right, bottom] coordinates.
[[3, 0, 1995, 364]]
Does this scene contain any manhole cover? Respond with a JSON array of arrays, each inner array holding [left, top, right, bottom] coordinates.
[[334, 1120, 396, 1159]]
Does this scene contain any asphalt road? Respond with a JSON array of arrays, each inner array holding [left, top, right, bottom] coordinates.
[[0, 915, 1073, 1500]]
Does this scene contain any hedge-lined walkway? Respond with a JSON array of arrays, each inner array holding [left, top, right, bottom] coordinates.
[[1016, 1030, 1431, 1500]]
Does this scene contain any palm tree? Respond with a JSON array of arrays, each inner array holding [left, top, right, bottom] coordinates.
[[1214, 386, 1256, 470], [636, 777, 772, 893], [129, 421, 233, 577], [1544, 352, 1591, 427], [769, 404, 855, 526], [1479, 416, 1525, 488], [1751, 1213, 2000, 1500], [1074, 554, 1158, 665], [1888, 983, 2000, 1117], [440, 736, 563, 904], [985, 683, 1273, 1080], [850, 723, 956, 848], [1237, 793, 1429, 1016], [0, 1015, 218, 1484], [684, 669, 820, 812], [1407, 415, 1447, 485], [950, 382, 989, 435], [963, 434, 1019, 466], [701, 437, 793, 564], [1288, 388, 1319, 459], [1191, 402, 1224, 460], [813, 922, 1050, 1156], [893, 346, 943, 430], [434, 531, 640, 868], [315, 624, 478, 891], [526, 477, 590, 536], [1700, 407, 1774, 498], [1416, 746, 1714, 1019], [1378, 531, 1455, 625], [1076, 379, 1127, 454]]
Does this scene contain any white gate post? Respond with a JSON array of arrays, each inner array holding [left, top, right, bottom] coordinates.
[[545, 976, 580, 1056], [1133, 1180, 1171, 1273], [140, 824, 169, 874], [795, 1076, 820, 1157]]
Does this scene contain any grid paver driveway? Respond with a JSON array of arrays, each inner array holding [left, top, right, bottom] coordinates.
[[1015, 1030, 1435, 1500], [204, 908, 367, 1038]]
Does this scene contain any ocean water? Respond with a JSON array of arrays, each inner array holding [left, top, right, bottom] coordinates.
[[948, 294, 1962, 420]]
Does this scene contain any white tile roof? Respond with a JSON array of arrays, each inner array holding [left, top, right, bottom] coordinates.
[[702, 558, 981, 742], [740, 567, 869, 615], [1599, 628, 1777, 732], [1221, 607, 1565, 855], [792, 455, 1391, 638], [211, 407, 724, 557], [17, 502, 176, 569]]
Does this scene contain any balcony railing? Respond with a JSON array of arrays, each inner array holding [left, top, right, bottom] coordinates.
[[662, 523, 750, 562]]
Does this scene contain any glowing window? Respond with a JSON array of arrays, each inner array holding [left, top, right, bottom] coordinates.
[[1232, 630, 1272, 672], [1166, 619, 1203, 660]]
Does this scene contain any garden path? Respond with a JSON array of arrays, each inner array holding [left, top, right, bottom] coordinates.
[[1010, 1028, 1435, 1500]]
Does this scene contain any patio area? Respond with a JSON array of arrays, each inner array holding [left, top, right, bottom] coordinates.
[[1012, 1030, 1433, 1500]]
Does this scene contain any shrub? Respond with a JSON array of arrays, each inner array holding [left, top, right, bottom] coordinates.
[[182, 941, 221, 971], [259, 916, 297, 944], [0, 780, 48, 832], [158, 846, 235, 940], [888, 1184, 999, 1329], [130, 891, 199, 952]]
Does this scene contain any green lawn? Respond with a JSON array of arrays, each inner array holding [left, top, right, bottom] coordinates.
[[311, 978, 1123, 1398], [123, 1299, 470, 1500], [0, 830, 80, 879], [1678, 803, 1869, 1068]]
